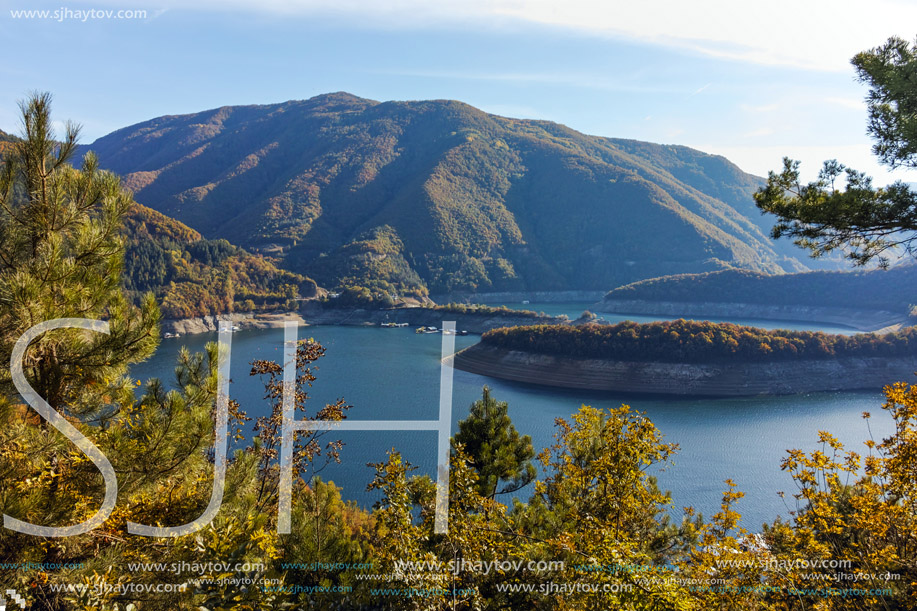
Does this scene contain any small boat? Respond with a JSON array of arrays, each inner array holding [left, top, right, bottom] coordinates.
[[522, 300, 530, 304], [163, 332, 180, 339]]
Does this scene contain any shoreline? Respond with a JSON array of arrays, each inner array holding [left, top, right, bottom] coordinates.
[[429, 290, 606, 304], [596, 299, 910, 333], [451, 343, 917, 396], [295, 302, 563, 333], [159, 312, 307, 336], [159, 294, 914, 338], [159, 305, 566, 337]]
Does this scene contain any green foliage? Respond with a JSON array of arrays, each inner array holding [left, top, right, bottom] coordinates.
[[431, 302, 547, 318], [121, 204, 313, 318], [604, 266, 917, 315], [855, 36, 917, 170], [0, 128, 17, 159], [482, 319, 917, 363], [185, 238, 236, 267], [0, 94, 222, 609], [755, 36, 917, 267], [0, 92, 159, 415], [8, 92, 917, 609], [281, 478, 371, 605], [754, 157, 917, 267], [305, 225, 428, 300], [85, 93, 808, 297], [0, 94, 363, 611], [324, 285, 395, 309], [453, 386, 536, 499]]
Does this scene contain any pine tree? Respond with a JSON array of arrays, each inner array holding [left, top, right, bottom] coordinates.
[[0, 92, 160, 416], [0, 93, 217, 609], [755, 36, 917, 267], [452, 386, 535, 499]]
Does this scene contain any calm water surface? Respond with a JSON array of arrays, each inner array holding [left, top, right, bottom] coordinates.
[[130, 305, 894, 529], [486, 300, 861, 335]]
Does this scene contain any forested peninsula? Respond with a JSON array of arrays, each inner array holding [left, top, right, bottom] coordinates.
[[451, 320, 917, 395], [599, 267, 917, 331]]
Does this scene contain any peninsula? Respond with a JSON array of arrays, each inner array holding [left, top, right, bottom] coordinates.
[[451, 320, 917, 396]]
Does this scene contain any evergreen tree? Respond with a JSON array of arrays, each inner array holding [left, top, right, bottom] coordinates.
[[0, 93, 220, 609], [0, 96, 362, 610], [755, 36, 917, 267], [452, 386, 535, 499], [0, 92, 159, 416]]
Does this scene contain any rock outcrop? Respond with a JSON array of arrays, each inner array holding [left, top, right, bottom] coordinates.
[[160, 312, 306, 335]]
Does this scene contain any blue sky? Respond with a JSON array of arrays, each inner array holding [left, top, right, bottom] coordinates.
[[1, 0, 916, 184]]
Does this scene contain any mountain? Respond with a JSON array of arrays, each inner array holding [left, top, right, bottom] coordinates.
[[0, 127, 313, 319], [122, 204, 316, 319], [603, 266, 917, 316], [83, 92, 816, 295], [0, 128, 16, 157]]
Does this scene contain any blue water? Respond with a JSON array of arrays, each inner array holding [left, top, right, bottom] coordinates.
[[130, 306, 895, 530]]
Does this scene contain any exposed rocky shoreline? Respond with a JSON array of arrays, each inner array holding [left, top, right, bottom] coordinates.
[[451, 344, 917, 396], [159, 312, 307, 335], [597, 299, 909, 332], [160, 295, 912, 340], [159, 304, 565, 337], [430, 290, 606, 304]]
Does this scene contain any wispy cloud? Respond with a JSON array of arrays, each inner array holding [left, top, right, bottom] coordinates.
[[824, 97, 865, 110], [697, 143, 917, 185], [742, 128, 775, 139], [372, 68, 683, 94], [740, 103, 779, 113], [83, 0, 917, 72]]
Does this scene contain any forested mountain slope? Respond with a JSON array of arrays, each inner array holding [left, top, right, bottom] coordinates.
[[84, 93, 816, 295]]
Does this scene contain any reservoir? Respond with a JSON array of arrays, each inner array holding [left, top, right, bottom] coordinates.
[[130, 304, 895, 530]]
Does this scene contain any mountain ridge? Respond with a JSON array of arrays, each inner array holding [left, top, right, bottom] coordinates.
[[121, 203, 316, 319], [603, 266, 917, 316], [80, 93, 819, 295]]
